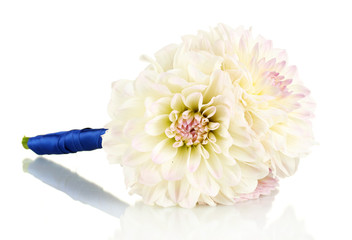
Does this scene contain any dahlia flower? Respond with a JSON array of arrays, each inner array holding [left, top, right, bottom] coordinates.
[[102, 24, 315, 208]]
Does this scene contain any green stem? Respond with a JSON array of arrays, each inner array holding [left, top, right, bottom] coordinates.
[[22, 136, 29, 149]]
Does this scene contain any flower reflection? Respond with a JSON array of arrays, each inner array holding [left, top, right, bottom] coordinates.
[[23, 157, 313, 240], [111, 195, 313, 240]]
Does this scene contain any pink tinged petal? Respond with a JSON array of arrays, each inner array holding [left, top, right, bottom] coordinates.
[[168, 178, 189, 203], [187, 145, 202, 172], [151, 138, 178, 164], [205, 152, 223, 179], [171, 93, 186, 112], [275, 61, 286, 72], [161, 146, 189, 180], [261, 39, 273, 56], [122, 149, 149, 167], [264, 58, 276, 69], [139, 164, 162, 185], [145, 114, 170, 136], [132, 133, 162, 152], [285, 65, 298, 78], [270, 95, 302, 112], [222, 163, 241, 186], [185, 92, 203, 112], [289, 84, 311, 96], [178, 187, 201, 208]]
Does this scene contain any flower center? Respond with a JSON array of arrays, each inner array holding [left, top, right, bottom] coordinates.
[[166, 110, 210, 147]]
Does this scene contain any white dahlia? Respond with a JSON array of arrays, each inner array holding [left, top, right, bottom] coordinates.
[[102, 24, 315, 208]]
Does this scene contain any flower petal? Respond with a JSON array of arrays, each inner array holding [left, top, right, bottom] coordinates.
[[185, 92, 203, 112], [154, 44, 178, 71], [203, 70, 232, 103], [228, 124, 252, 147], [161, 146, 189, 180], [168, 178, 189, 203], [152, 138, 178, 164], [233, 177, 258, 194], [205, 152, 223, 179], [145, 114, 170, 136], [122, 149, 149, 167], [171, 93, 186, 112], [221, 163, 241, 186], [132, 133, 163, 152], [187, 145, 202, 172], [188, 161, 220, 197], [139, 164, 162, 185], [202, 106, 216, 118], [149, 97, 172, 115], [178, 187, 201, 208], [143, 183, 167, 205], [238, 161, 269, 179]]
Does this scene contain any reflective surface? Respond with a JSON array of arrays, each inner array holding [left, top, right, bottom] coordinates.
[[23, 157, 314, 240]]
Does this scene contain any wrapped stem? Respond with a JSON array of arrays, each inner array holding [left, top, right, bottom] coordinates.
[[22, 128, 107, 155]]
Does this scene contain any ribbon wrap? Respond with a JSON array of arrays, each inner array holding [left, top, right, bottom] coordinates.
[[27, 128, 107, 155]]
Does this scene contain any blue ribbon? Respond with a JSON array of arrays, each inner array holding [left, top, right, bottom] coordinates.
[[27, 128, 107, 155]]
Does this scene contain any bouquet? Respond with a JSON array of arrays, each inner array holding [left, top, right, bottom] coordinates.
[[23, 24, 315, 208]]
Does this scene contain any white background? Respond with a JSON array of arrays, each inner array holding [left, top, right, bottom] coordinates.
[[1, 0, 351, 239]]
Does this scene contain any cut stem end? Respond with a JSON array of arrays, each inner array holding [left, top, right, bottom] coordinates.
[[22, 136, 29, 149]]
